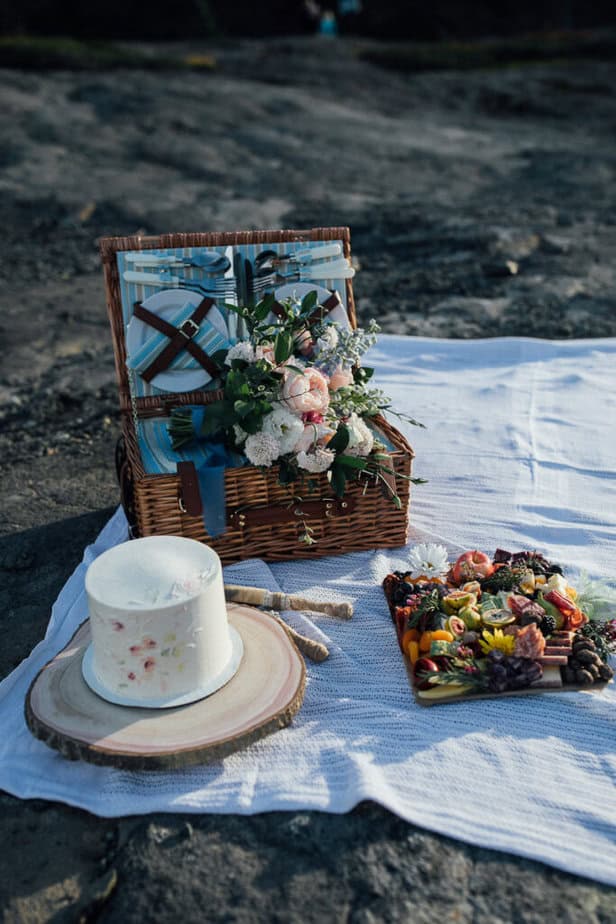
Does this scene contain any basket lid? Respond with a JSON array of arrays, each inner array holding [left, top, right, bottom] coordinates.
[[99, 227, 356, 414]]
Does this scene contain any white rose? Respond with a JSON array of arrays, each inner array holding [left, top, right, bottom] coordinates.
[[261, 408, 305, 455], [345, 413, 374, 457], [316, 324, 339, 354]]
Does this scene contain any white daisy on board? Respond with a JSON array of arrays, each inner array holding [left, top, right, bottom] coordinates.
[[407, 543, 449, 580]]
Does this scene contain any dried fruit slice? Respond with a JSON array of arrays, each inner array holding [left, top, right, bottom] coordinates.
[[445, 616, 466, 638], [482, 609, 516, 628]]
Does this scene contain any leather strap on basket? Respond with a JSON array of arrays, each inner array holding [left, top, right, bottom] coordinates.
[[177, 461, 203, 517], [307, 291, 343, 325], [133, 297, 218, 382], [228, 497, 356, 530], [271, 290, 344, 325], [270, 300, 287, 319]]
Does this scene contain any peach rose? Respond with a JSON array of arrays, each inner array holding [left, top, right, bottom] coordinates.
[[282, 367, 330, 417], [294, 330, 314, 356], [328, 366, 354, 391]]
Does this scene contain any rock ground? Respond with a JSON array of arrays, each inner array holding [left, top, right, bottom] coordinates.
[[0, 36, 615, 921]]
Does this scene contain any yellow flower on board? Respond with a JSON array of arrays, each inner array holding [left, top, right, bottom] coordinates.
[[479, 628, 515, 656]]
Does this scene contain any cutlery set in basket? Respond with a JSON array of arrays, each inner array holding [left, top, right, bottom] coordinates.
[[100, 227, 415, 565]]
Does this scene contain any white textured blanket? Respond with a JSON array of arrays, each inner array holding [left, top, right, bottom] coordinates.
[[1, 336, 615, 885]]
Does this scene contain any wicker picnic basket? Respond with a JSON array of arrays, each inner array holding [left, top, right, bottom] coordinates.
[[100, 227, 415, 564]]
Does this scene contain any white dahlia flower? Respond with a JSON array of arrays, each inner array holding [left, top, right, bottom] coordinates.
[[244, 432, 281, 467]]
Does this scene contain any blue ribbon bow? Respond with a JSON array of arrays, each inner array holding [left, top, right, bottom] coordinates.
[[189, 408, 245, 538]]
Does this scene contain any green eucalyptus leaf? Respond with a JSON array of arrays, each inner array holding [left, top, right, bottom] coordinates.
[[301, 290, 318, 313], [327, 424, 350, 454], [274, 331, 293, 364], [210, 348, 228, 369], [234, 399, 255, 418], [200, 406, 228, 437], [330, 463, 347, 498], [254, 300, 272, 322], [336, 454, 367, 470], [353, 366, 374, 383], [241, 415, 262, 435]]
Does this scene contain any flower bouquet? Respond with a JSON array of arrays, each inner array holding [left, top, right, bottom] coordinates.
[[382, 546, 615, 704], [167, 291, 424, 543]]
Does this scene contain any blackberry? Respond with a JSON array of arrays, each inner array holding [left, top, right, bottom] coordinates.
[[393, 580, 415, 605], [539, 614, 557, 636]]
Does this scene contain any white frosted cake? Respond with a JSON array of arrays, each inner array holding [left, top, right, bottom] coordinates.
[[83, 535, 242, 707]]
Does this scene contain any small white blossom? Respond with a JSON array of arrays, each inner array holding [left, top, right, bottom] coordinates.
[[296, 447, 335, 473], [407, 543, 450, 580], [316, 324, 339, 354], [244, 432, 281, 467], [261, 408, 305, 455], [233, 424, 248, 445], [345, 413, 374, 457], [225, 341, 255, 365]]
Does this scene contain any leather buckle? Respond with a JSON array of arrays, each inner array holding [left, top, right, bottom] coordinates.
[[179, 318, 200, 340]]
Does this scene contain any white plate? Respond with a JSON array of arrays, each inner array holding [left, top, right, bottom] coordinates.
[[126, 289, 229, 392], [81, 625, 244, 709], [273, 283, 351, 330]]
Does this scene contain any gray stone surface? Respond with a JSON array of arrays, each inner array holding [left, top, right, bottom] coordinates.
[[1, 36, 615, 921]]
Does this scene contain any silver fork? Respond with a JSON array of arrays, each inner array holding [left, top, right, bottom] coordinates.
[[125, 252, 231, 274], [123, 269, 237, 298]]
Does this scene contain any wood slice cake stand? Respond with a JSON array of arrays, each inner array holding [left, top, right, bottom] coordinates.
[[25, 604, 306, 771]]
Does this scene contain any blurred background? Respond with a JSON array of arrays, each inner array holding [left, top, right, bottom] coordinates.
[[3, 0, 616, 40]]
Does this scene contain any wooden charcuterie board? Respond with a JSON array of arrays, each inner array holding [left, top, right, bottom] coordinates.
[[382, 546, 614, 707]]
